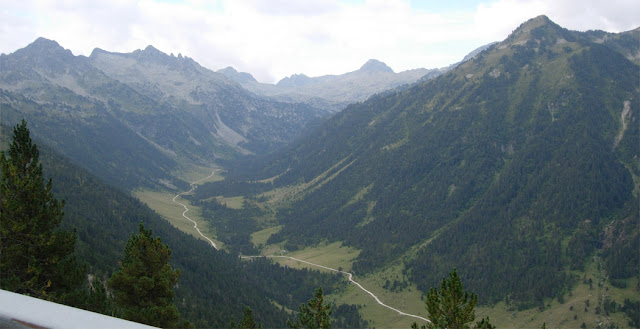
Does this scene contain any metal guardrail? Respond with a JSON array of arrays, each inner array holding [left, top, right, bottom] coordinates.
[[0, 289, 157, 329]]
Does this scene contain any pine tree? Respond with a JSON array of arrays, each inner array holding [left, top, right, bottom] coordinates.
[[287, 287, 332, 329], [230, 306, 263, 329], [0, 120, 83, 301], [475, 317, 496, 329], [412, 269, 491, 329], [108, 223, 185, 328]]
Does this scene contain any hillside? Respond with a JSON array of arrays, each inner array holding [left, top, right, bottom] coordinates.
[[0, 38, 325, 189], [89, 46, 326, 153], [196, 15, 639, 313], [0, 126, 363, 328]]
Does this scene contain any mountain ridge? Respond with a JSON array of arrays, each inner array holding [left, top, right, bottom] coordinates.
[[0, 37, 327, 189], [206, 15, 639, 310], [220, 58, 443, 112]]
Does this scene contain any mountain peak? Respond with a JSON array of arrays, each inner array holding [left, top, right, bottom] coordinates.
[[219, 66, 238, 74], [503, 15, 568, 46], [140, 45, 168, 58], [277, 73, 312, 87], [89, 47, 109, 57], [129, 45, 174, 64], [217, 66, 258, 84], [524, 15, 552, 27], [513, 15, 556, 33], [21, 37, 73, 57], [143, 45, 161, 53], [359, 59, 394, 73], [32, 37, 60, 48]]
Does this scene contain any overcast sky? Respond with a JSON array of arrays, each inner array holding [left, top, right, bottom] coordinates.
[[2, 0, 638, 83]]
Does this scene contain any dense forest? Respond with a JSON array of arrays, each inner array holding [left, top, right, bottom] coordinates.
[[192, 17, 640, 309], [1, 15, 638, 329], [0, 125, 366, 328]]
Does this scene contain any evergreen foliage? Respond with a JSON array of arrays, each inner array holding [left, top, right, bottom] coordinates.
[[412, 269, 495, 329], [419, 269, 477, 329], [230, 306, 263, 329], [7, 130, 349, 328], [0, 90, 186, 190], [0, 120, 83, 302], [287, 287, 332, 329], [108, 223, 185, 328], [212, 17, 639, 308], [621, 298, 640, 328], [331, 304, 369, 328], [474, 317, 496, 329], [197, 198, 261, 255]]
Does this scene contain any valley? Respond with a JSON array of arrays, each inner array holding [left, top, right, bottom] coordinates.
[[139, 158, 638, 328], [137, 168, 431, 327], [1, 14, 638, 329], [171, 170, 221, 249]]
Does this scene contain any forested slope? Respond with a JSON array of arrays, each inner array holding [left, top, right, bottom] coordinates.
[[202, 16, 639, 308], [4, 135, 350, 328]]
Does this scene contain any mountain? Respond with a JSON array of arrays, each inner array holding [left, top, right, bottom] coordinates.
[[220, 59, 443, 112], [580, 27, 640, 65], [202, 16, 639, 309], [460, 42, 498, 63], [357, 59, 395, 73], [0, 39, 184, 189], [0, 125, 354, 328], [0, 38, 326, 189], [217, 66, 259, 84], [89, 45, 326, 153]]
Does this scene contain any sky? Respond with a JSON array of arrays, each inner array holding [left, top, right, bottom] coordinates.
[[1, 0, 638, 83]]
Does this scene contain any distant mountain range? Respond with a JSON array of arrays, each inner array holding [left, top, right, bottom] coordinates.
[[0, 34, 489, 189], [218, 58, 445, 112]]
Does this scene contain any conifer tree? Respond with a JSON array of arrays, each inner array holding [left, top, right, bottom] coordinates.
[[287, 287, 332, 329], [0, 120, 83, 301], [108, 223, 184, 328], [230, 306, 263, 329], [412, 269, 493, 329]]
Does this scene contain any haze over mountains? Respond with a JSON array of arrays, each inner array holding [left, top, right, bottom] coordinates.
[[1, 15, 639, 328], [219, 58, 443, 112], [0, 36, 444, 189]]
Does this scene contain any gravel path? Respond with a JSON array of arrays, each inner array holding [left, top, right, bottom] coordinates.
[[172, 170, 219, 249], [242, 255, 430, 324]]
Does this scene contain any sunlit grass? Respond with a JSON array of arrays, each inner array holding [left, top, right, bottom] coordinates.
[[215, 196, 244, 209], [251, 225, 282, 249], [134, 189, 224, 249], [477, 259, 637, 328], [284, 242, 360, 272]]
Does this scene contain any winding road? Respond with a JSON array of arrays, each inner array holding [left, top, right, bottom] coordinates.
[[242, 255, 430, 324], [173, 170, 430, 324], [172, 170, 219, 250]]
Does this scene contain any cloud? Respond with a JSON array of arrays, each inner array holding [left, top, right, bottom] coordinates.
[[473, 0, 639, 37], [544, 0, 639, 32], [1, 0, 638, 84], [243, 0, 340, 16]]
